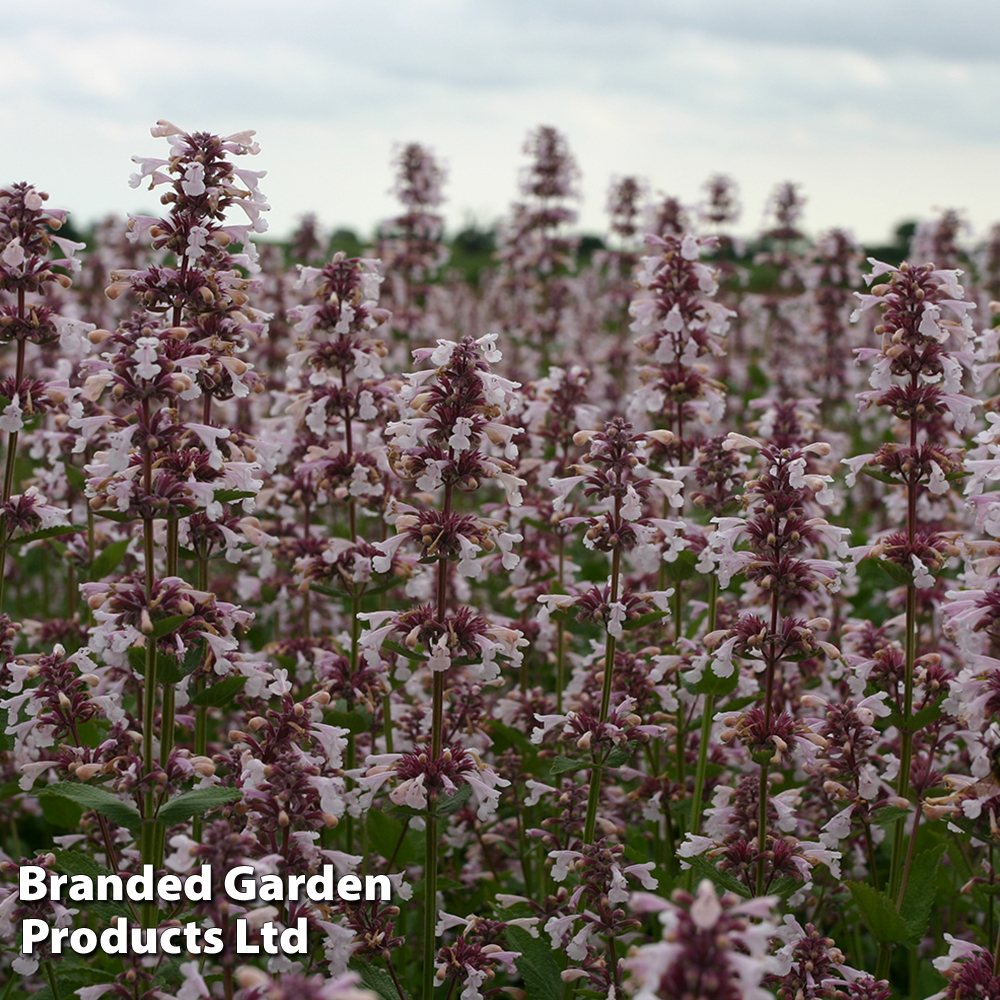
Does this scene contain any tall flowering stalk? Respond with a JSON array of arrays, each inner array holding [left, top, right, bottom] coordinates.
[[282, 252, 393, 848], [545, 418, 675, 846], [0, 184, 85, 613], [849, 258, 976, 973], [698, 435, 844, 894], [360, 332, 524, 1000], [629, 232, 732, 465], [492, 126, 580, 371], [81, 121, 268, 924], [374, 143, 449, 342]]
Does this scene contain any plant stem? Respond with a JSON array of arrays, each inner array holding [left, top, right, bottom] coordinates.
[[424, 480, 452, 999], [583, 542, 621, 845], [422, 805, 439, 1000], [688, 575, 719, 842], [0, 335, 26, 614], [756, 589, 780, 896]]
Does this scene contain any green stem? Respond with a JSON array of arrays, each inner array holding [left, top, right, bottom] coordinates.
[[424, 480, 452, 999], [888, 581, 918, 901], [756, 762, 769, 896], [688, 575, 719, 841], [583, 544, 621, 845], [422, 806, 439, 1000], [43, 960, 61, 1000], [0, 335, 26, 614], [344, 593, 361, 853], [193, 552, 209, 842]]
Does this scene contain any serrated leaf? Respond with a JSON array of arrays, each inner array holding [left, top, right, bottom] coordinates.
[[605, 743, 636, 768], [507, 924, 564, 1000], [8, 524, 83, 547], [38, 781, 140, 831], [52, 850, 131, 920], [158, 639, 205, 684], [147, 958, 185, 990], [872, 804, 909, 829], [158, 787, 242, 826], [153, 613, 190, 638], [40, 792, 83, 828], [909, 696, 945, 731], [128, 645, 149, 677], [874, 558, 913, 586], [901, 844, 945, 945], [21, 969, 111, 1000], [550, 755, 579, 775], [438, 782, 473, 816], [846, 880, 911, 944], [349, 961, 407, 1000], [90, 537, 130, 580], [190, 675, 247, 707], [687, 853, 750, 897], [213, 489, 257, 503]]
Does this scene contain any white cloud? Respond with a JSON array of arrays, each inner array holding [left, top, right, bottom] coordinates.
[[2, 0, 999, 244]]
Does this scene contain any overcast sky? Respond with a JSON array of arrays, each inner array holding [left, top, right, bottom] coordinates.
[[3, 0, 999, 244]]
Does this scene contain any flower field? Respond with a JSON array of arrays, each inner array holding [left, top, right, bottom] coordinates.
[[3, 120, 1000, 1000]]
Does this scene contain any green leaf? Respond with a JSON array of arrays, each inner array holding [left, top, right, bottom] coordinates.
[[366, 810, 416, 866], [490, 720, 535, 757], [550, 755, 580, 776], [190, 675, 248, 707], [8, 524, 83, 547], [128, 645, 149, 677], [662, 549, 699, 583], [438, 783, 473, 816], [63, 462, 87, 492], [901, 844, 945, 945], [153, 614, 190, 638], [605, 743, 636, 768], [909, 696, 945, 731], [846, 881, 912, 945], [158, 787, 242, 826], [687, 853, 750, 898], [90, 537, 130, 580], [40, 792, 83, 828], [0, 708, 9, 752], [52, 850, 131, 921], [213, 489, 257, 503], [382, 640, 425, 662], [874, 558, 913, 586], [684, 667, 740, 697], [872, 804, 909, 829], [327, 709, 371, 735], [97, 510, 137, 523], [860, 466, 902, 485], [20, 969, 111, 1000], [157, 640, 205, 684], [38, 781, 140, 831], [507, 924, 564, 1000], [349, 961, 407, 1000], [622, 610, 668, 631]]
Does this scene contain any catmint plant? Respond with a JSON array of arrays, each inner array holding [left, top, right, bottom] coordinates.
[[358, 332, 524, 1000]]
